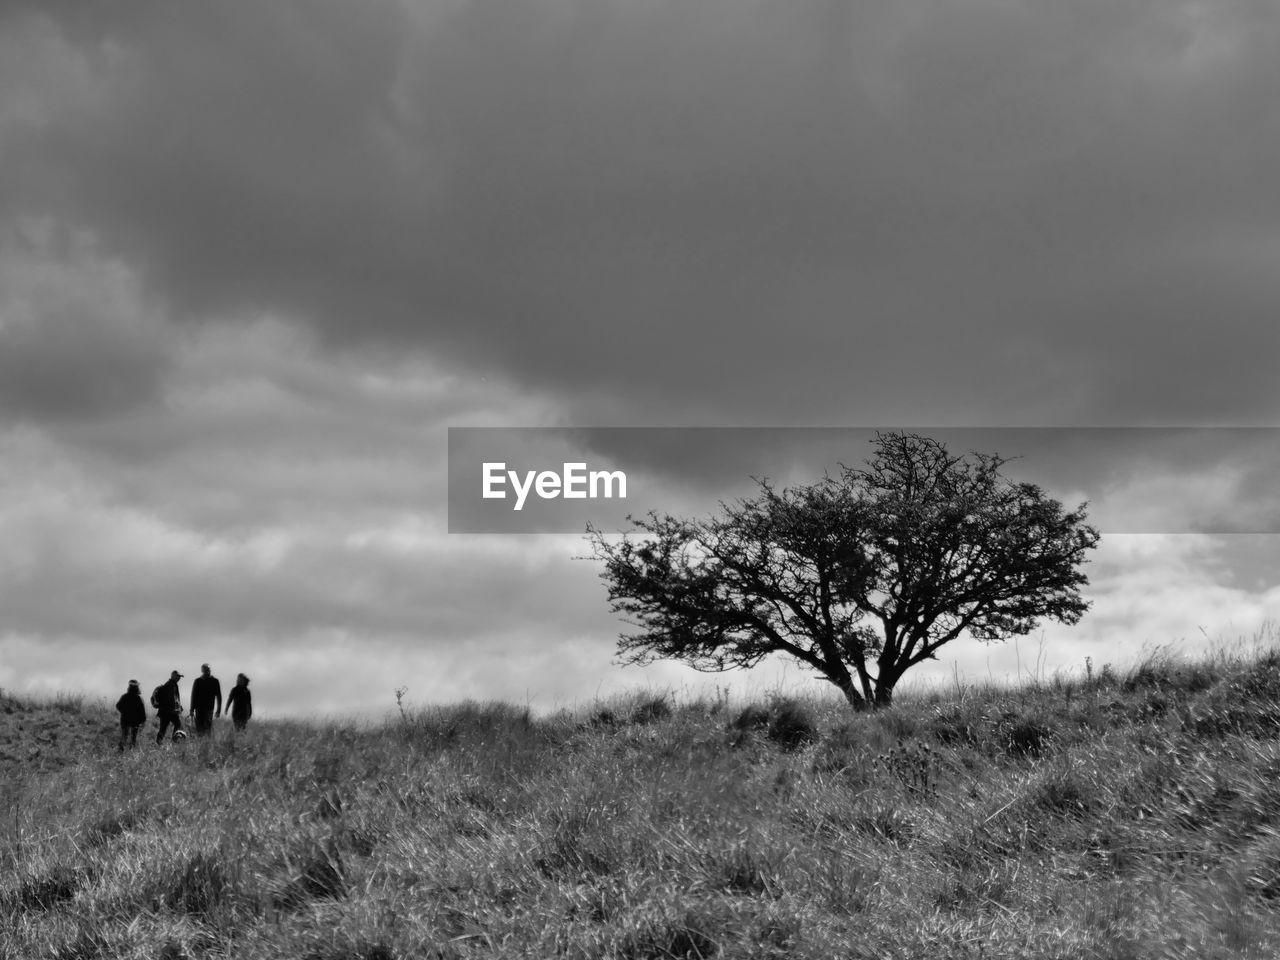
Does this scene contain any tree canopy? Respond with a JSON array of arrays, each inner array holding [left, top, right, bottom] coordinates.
[[587, 432, 1101, 709]]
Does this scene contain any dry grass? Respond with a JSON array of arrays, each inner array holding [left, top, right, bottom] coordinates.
[[5, 640, 1280, 958]]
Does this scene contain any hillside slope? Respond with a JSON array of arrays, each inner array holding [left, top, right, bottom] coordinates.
[[0, 691, 114, 784], [4, 647, 1280, 959]]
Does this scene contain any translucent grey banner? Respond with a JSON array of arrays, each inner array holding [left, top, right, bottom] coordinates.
[[447, 427, 1280, 534]]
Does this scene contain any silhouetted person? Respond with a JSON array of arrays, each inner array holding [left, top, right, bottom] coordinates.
[[226, 673, 252, 731], [116, 679, 146, 752], [189, 663, 222, 737], [153, 670, 185, 744]]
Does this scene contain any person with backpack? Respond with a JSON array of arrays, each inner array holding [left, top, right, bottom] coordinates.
[[152, 670, 185, 744], [115, 679, 147, 752], [188, 663, 222, 737], [226, 673, 252, 731]]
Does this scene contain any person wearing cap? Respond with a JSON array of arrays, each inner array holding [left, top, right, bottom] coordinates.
[[154, 670, 186, 744], [115, 679, 147, 752], [189, 663, 222, 737]]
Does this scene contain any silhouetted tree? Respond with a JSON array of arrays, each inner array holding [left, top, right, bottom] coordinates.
[[587, 432, 1100, 710]]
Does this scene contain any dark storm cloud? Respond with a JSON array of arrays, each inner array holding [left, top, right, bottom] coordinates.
[[0, 229, 171, 419], [7, 0, 1279, 426], [0, 303, 164, 420]]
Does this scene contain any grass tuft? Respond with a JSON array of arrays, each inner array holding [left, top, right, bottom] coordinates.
[[765, 698, 818, 751], [275, 842, 347, 910], [8, 863, 91, 912], [628, 693, 672, 726]]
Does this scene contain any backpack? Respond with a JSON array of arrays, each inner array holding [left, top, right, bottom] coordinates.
[[151, 685, 164, 710]]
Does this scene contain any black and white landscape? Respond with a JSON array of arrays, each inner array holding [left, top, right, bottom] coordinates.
[[2, 1, 1279, 716]]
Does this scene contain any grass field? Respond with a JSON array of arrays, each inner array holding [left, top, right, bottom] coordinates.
[[5, 642, 1280, 959]]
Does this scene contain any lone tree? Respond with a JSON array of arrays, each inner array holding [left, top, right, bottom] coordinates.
[[587, 432, 1100, 710]]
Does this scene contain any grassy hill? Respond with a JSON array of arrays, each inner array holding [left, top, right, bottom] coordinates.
[[5, 645, 1280, 959]]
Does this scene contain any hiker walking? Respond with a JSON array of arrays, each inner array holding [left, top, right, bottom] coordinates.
[[152, 670, 186, 744], [115, 679, 147, 752], [226, 673, 252, 731], [189, 663, 222, 737]]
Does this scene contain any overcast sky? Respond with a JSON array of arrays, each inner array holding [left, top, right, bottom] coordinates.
[[2, 0, 1280, 719]]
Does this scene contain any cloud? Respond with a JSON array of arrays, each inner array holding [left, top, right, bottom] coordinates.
[[0, 224, 171, 419], [3, 0, 1277, 427]]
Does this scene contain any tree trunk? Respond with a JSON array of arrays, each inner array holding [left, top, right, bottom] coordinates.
[[872, 664, 900, 708], [832, 676, 868, 711]]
